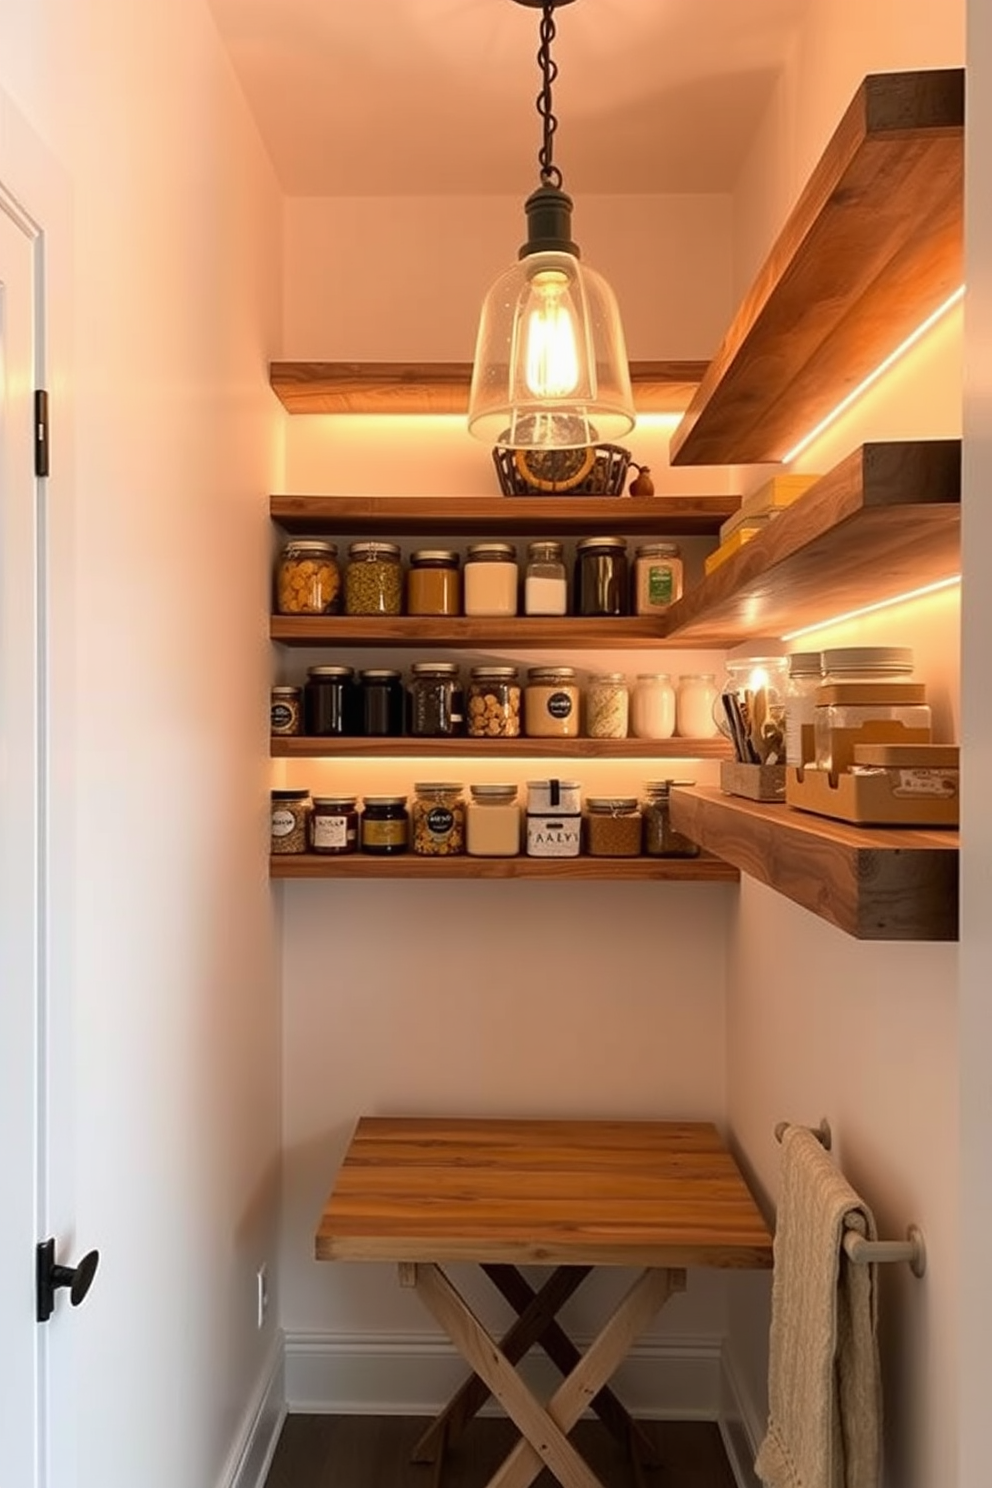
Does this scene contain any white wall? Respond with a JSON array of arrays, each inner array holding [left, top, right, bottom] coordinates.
[[0, 3, 285, 1487]]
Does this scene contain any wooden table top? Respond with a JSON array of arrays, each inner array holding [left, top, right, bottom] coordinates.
[[316, 1117, 773, 1269]]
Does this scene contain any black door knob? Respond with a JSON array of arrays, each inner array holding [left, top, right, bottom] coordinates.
[[36, 1238, 100, 1322]]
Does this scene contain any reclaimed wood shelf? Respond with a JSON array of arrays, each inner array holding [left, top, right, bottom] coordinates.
[[670, 68, 964, 466], [271, 493, 738, 538], [664, 440, 961, 645], [270, 360, 708, 417], [270, 853, 739, 882], [271, 736, 731, 759], [669, 786, 958, 941], [271, 615, 681, 648]]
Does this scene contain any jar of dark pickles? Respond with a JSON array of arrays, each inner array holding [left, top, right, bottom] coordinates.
[[303, 665, 361, 736], [409, 662, 464, 737], [642, 781, 700, 858], [358, 668, 405, 736], [574, 536, 629, 616], [311, 796, 359, 856], [360, 796, 410, 855]]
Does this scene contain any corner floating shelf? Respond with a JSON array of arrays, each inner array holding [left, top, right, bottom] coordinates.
[[272, 736, 731, 760], [670, 68, 964, 466], [269, 361, 709, 417], [270, 853, 739, 883], [669, 787, 958, 942]]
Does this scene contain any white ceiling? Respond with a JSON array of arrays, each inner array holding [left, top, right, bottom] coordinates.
[[207, 0, 805, 196]]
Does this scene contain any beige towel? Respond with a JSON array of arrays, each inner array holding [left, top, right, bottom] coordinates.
[[755, 1126, 881, 1488]]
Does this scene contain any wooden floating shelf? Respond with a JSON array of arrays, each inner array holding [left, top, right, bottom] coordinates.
[[664, 440, 960, 645], [271, 616, 678, 649], [271, 736, 732, 759], [270, 493, 739, 538], [670, 68, 964, 466], [270, 853, 739, 882], [668, 786, 958, 942], [269, 360, 709, 417]]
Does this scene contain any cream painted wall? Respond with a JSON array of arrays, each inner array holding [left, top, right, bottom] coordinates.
[[0, 3, 284, 1487]]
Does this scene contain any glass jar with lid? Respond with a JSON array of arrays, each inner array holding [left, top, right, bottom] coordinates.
[[406, 549, 461, 616], [360, 796, 409, 855], [630, 674, 676, 740], [358, 668, 405, 737], [271, 789, 311, 855], [467, 666, 521, 738], [585, 673, 629, 739], [784, 652, 823, 766], [345, 541, 404, 615], [303, 665, 361, 736], [275, 540, 341, 615], [524, 541, 568, 616], [584, 797, 642, 857], [409, 661, 464, 737], [813, 648, 930, 773], [574, 536, 629, 616], [310, 796, 359, 856], [675, 674, 720, 739], [524, 666, 580, 738], [717, 656, 789, 763], [270, 685, 302, 737], [633, 542, 683, 615], [411, 783, 466, 856], [463, 542, 519, 616], [642, 781, 700, 858], [466, 785, 521, 857]]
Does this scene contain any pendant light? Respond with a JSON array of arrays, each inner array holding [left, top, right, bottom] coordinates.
[[467, 0, 636, 451]]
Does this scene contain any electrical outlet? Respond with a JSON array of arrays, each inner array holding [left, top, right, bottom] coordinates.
[[256, 1264, 269, 1329]]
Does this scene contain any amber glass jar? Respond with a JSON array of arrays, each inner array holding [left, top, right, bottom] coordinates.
[[407, 550, 461, 616], [310, 797, 359, 856]]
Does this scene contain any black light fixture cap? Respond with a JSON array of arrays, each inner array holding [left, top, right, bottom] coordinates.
[[519, 185, 581, 260]]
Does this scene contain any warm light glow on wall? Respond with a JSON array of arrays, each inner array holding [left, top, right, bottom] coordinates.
[[781, 286, 966, 465], [781, 575, 961, 641]]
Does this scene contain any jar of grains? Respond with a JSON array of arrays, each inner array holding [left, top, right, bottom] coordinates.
[[271, 789, 311, 855], [584, 797, 643, 858], [466, 785, 521, 857], [630, 673, 676, 740], [467, 666, 521, 738], [358, 668, 406, 737], [360, 796, 409, 855], [586, 673, 629, 738], [633, 542, 683, 614], [310, 796, 359, 856], [270, 685, 302, 737], [406, 549, 461, 616], [524, 541, 568, 616], [304, 665, 361, 736], [412, 783, 466, 856], [275, 541, 341, 615], [574, 537, 628, 616], [463, 542, 519, 616], [524, 666, 580, 738], [642, 781, 699, 858], [675, 673, 720, 738], [409, 662, 464, 737], [345, 541, 403, 615]]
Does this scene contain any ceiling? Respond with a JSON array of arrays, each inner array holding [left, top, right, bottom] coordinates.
[[207, 0, 806, 197]]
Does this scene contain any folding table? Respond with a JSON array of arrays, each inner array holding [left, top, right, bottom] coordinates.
[[315, 1116, 773, 1488]]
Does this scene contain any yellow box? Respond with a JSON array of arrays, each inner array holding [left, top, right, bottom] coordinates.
[[704, 527, 761, 575], [740, 472, 820, 520]]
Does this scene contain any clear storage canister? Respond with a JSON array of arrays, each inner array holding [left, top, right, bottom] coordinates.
[[585, 672, 629, 739], [345, 541, 403, 616], [784, 651, 823, 766], [275, 540, 341, 615], [675, 673, 720, 738], [584, 797, 642, 857], [358, 668, 405, 737], [467, 666, 521, 738], [310, 796, 358, 856], [524, 666, 580, 738], [815, 647, 925, 774], [631, 673, 676, 740], [409, 661, 464, 737], [466, 784, 521, 858], [719, 656, 789, 764], [642, 781, 700, 858], [412, 783, 466, 856], [633, 542, 683, 615], [463, 542, 519, 617], [574, 536, 628, 616], [406, 549, 461, 616], [524, 541, 568, 616], [271, 789, 311, 855]]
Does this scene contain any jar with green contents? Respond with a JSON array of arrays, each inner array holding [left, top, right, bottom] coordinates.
[[345, 542, 404, 615], [642, 781, 699, 858], [412, 783, 466, 856]]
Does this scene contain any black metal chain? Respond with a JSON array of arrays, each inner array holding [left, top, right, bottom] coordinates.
[[536, 2, 562, 189]]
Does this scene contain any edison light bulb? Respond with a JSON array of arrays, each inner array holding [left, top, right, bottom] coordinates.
[[524, 269, 580, 398]]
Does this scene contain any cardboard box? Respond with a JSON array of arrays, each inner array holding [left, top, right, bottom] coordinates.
[[720, 761, 787, 802], [786, 762, 959, 826]]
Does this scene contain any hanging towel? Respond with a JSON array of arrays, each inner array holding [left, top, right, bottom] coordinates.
[[755, 1126, 881, 1488]]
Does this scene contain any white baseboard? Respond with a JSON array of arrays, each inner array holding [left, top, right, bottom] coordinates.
[[719, 1342, 765, 1488], [219, 1332, 287, 1488]]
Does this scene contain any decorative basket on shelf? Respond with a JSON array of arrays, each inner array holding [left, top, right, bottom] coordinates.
[[492, 443, 632, 497]]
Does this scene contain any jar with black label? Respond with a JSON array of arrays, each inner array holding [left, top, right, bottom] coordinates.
[[412, 783, 466, 856], [358, 668, 405, 736], [409, 661, 464, 737], [574, 536, 629, 616], [345, 541, 404, 615], [304, 665, 361, 736], [360, 796, 409, 855], [311, 796, 359, 855], [524, 666, 579, 738], [271, 789, 311, 855], [270, 686, 302, 736], [642, 781, 700, 858], [407, 550, 461, 616]]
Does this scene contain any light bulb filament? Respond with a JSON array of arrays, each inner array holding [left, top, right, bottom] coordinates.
[[525, 270, 579, 398]]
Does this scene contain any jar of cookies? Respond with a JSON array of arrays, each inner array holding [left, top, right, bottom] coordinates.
[[412, 783, 466, 856], [467, 666, 521, 738], [276, 541, 341, 615]]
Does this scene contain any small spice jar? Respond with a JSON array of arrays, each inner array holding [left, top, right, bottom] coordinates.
[[574, 537, 629, 616], [270, 685, 302, 737], [675, 673, 720, 738], [524, 541, 568, 616], [358, 668, 405, 737], [466, 785, 521, 857], [412, 783, 466, 856], [584, 797, 642, 858], [407, 549, 461, 616], [633, 542, 683, 614], [310, 796, 359, 856], [585, 673, 629, 739], [360, 796, 409, 855], [467, 666, 521, 738], [304, 665, 361, 736], [271, 789, 311, 855], [345, 541, 403, 616], [275, 541, 341, 615], [642, 781, 699, 858], [630, 673, 676, 740], [463, 542, 519, 617], [524, 666, 580, 738], [409, 661, 464, 737]]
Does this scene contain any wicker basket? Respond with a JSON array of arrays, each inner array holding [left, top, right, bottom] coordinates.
[[493, 443, 632, 497]]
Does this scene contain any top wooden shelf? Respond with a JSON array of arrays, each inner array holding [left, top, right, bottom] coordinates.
[[269, 360, 708, 417], [670, 68, 964, 466]]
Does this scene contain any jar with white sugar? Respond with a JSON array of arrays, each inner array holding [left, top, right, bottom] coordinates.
[[524, 541, 568, 616], [631, 673, 676, 740], [585, 673, 629, 738], [463, 542, 519, 616], [676, 674, 720, 738]]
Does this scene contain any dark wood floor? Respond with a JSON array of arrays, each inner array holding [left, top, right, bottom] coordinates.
[[263, 1414, 738, 1488]]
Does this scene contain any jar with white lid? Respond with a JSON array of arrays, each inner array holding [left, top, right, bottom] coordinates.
[[466, 785, 521, 857], [675, 674, 720, 738], [784, 652, 823, 766], [631, 674, 676, 740], [524, 666, 580, 738], [463, 542, 519, 616], [815, 647, 926, 773], [821, 646, 914, 683], [633, 542, 683, 615], [524, 541, 568, 616], [585, 673, 629, 738]]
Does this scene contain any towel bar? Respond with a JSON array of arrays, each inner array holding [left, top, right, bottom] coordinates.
[[774, 1117, 832, 1150]]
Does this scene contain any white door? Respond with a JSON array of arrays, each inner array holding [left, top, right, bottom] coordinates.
[[0, 188, 45, 1488]]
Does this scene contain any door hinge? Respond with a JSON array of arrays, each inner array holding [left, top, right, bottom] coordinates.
[[34, 389, 49, 478]]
